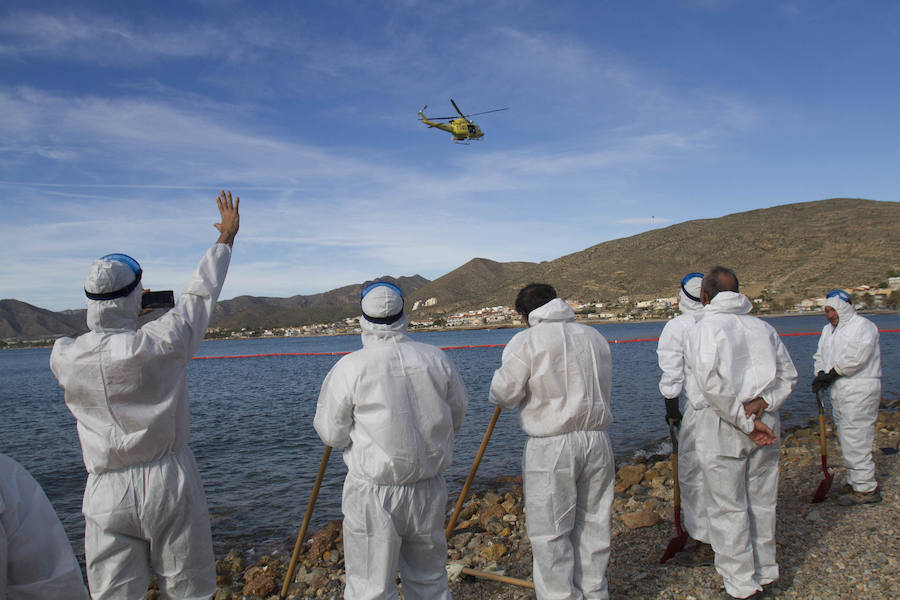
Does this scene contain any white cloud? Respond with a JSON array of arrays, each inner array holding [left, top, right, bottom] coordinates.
[[0, 11, 231, 64]]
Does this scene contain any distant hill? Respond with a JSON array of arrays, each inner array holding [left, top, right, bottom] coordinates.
[[1, 275, 429, 341], [0, 300, 87, 340], [406, 198, 899, 314], [3, 198, 897, 340], [210, 275, 429, 329]]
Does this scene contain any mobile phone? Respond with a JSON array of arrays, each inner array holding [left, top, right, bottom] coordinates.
[[142, 290, 175, 309]]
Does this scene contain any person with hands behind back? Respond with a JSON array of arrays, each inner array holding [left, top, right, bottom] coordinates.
[[684, 267, 797, 600]]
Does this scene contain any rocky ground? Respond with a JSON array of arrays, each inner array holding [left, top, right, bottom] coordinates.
[[190, 400, 900, 600]]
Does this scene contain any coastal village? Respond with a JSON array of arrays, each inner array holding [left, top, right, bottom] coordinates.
[[208, 277, 900, 340]]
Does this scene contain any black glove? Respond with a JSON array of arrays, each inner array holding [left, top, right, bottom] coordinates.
[[811, 368, 841, 393], [665, 397, 682, 427]]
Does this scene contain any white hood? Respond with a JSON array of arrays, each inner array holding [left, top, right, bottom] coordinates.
[[679, 289, 703, 314], [528, 297, 576, 325], [85, 287, 142, 333], [360, 312, 410, 346], [83, 257, 142, 333], [824, 294, 856, 328], [705, 291, 753, 315]]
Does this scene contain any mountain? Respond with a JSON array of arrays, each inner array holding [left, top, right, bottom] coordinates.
[[0, 299, 87, 340], [3, 198, 897, 340], [406, 198, 899, 314], [210, 275, 429, 329]]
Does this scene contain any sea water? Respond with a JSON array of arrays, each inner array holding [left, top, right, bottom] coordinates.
[[1, 314, 897, 561]]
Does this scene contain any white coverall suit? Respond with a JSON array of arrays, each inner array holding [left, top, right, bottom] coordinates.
[[50, 244, 232, 600], [314, 311, 468, 600], [489, 298, 615, 600], [813, 296, 882, 492], [656, 287, 709, 543], [685, 292, 797, 599], [1, 453, 90, 600]]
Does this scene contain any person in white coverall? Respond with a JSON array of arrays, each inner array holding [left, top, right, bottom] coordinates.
[[314, 282, 468, 600], [656, 272, 713, 566], [49, 191, 240, 600], [685, 267, 797, 600], [811, 289, 882, 505], [1, 453, 90, 600], [489, 283, 615, 600]]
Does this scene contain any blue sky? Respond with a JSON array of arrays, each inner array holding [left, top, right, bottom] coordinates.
[[2, 1, 898, 311]]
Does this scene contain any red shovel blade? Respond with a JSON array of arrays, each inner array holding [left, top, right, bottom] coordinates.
[[811, 457, 834, 503], [660, 506, 687, 563], [660, 531, 687, 563]]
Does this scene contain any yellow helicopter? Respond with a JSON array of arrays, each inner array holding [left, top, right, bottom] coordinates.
[[418, 99, 509, 142]]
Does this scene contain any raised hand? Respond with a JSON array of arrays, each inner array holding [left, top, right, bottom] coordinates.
[[215, 190, 240, 246]]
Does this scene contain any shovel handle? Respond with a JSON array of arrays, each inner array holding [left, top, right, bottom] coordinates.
[[816, 390, 827, 457], [669, 423, 683, 537], [280, 445, 332, 599], [446, 406, 502, 539]]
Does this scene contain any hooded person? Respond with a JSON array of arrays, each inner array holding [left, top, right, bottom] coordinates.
[[49, 191, 240, 600], [1, 453, 90, 600], [656, 272, 713, 565], [812, 289, 882, 505], [314, 281, 468, 600], [684, 267, 797, 600], [489, 283, 615, 600]]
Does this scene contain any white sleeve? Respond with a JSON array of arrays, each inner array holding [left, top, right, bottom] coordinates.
[[313, 361, 355, 449], [832, 321, 879, 377], [812, 328, 827, 373], [761, 334, 798, 412], [0, 456, 90, 599], [488, 339, 531, 410], [657, 320, 686, 399], [142, 243, 232, 359], [445, 358, 469, 434]]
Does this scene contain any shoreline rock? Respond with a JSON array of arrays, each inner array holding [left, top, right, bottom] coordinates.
[[210, 402, 900, 599]]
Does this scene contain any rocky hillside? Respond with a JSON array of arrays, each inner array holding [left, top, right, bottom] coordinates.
[[408, 198, 899, 315], [0, 299, 87, 340]]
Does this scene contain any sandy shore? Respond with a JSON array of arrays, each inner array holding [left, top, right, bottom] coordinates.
[[203, 404, 899, 600]]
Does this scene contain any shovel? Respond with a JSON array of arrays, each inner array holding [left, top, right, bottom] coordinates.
[[280, 445, 332, 599], [445, 406, 535, 590], [811, 389, 834, 503], [660, 422, 687, 563], [446, 406, 501, 538]]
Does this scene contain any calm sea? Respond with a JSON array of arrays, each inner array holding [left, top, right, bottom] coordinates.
[[1, 314, 897, 562]]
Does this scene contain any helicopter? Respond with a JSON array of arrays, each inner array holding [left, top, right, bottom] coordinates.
[[417, 99, 509, 142]]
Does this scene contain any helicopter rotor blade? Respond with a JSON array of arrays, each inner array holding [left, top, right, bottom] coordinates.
[[460, 107, 510, 117], [450, 98, 466, 119]]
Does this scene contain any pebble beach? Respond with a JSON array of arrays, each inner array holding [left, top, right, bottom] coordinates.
[[192, 402, 900, 600]]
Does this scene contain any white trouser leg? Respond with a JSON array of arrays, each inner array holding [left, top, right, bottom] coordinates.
[[679, 405, 710, 543], [342, 475, 402, 600], [571, 432, 614, 600], [396, 477, 451, 600], [524, 430, 613, 600], [83, 448, 215, 600], [747, 443, 779, 586], [341, 474, 450, 600], [831, 379, 881, 492]]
